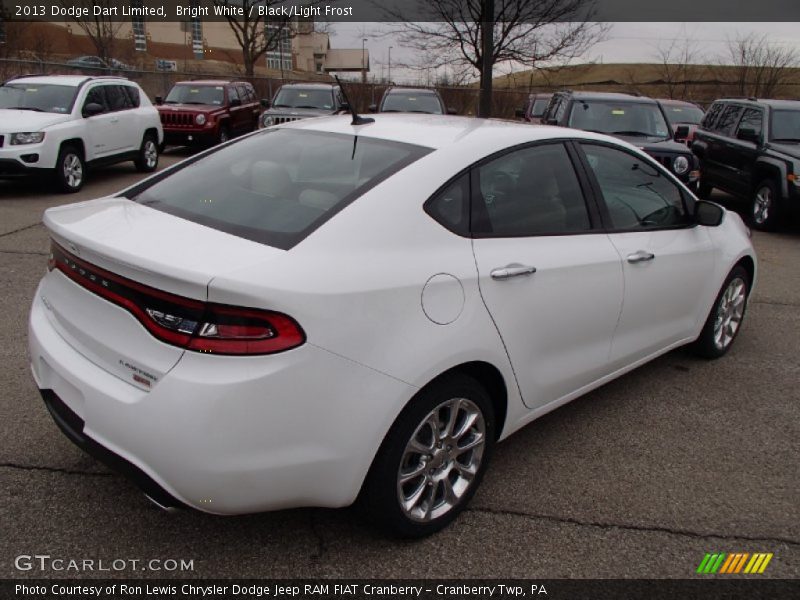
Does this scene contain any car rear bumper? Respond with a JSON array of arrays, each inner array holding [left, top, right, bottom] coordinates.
[[29, 288, 416, 514]]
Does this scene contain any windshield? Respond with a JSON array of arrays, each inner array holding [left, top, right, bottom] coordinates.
[[0, 83, 77, 113], [273, 88, 334, 110], [662, 104, 704, 126], [531, 98, 550, 116], [381, 92, 443, 114], [165, 85, 224, 105], [128, 129, 431, 249], [568, 100, 671, 139], [770, 109, 800, 142]]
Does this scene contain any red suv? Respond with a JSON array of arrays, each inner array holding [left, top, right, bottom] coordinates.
[[156, 80, 261, 147]]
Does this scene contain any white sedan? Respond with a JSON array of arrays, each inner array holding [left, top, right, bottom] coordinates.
[[29, 115, 756, 537]]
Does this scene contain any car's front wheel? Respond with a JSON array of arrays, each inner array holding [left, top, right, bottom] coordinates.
[[751, 179, 782, 230], [134, 134, 159, 173], [359, 374, 495, 538], [53, 145, 85, 193], [692, 265, 750, 359]]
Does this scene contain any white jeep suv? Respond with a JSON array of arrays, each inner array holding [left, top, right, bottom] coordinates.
[[0, 75, 163, 192]]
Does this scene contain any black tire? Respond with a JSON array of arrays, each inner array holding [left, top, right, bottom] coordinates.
[[53, 145, 85, 193], [217, 125, 231, 145], [358, 373, 496, 538], [696, 180, 713, 199], [751, 179, 782, 231], [134, 133, 159, 173], [691, 265, 750, 359]]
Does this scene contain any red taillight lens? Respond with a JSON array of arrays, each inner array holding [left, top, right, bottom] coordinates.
[[49, 241, 305, 356]]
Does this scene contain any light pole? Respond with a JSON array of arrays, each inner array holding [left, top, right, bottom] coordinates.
[[388, 46, 393, 83], [362, 38, 368, 83]]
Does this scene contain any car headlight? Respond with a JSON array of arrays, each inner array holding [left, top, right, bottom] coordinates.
[[261, 115, 274, 128], [10, 132, 45, 145], [673, 155, 690, 175], [195, 114, 206, 125]]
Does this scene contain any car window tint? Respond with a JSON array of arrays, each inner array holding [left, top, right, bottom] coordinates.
[[713, 104, 743, 135], [122, 86, 140, 108], [701, 102, 723, 129], [425, 173, 469, 235], [737, 108, 763, 138], [129, 130, 431, 250], [104, 85, 130, 111], [473, 143, 591, 236], [228, 86, 239, 103], [581, 143, 691, 230], [83, 87, 107, 111], [553, 98, 568, 122]]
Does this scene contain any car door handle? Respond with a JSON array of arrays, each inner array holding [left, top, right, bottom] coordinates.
[[490, 264, 537, 280], [626, 250, 655, 264]]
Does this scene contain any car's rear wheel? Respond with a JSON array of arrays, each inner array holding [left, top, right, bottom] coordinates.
[[53, 145, 85, 193], [692, 265, 750, 359], [134, 134, 159, 173], [751, 179, 782, 230], [217, 125, 231, 145], [359, 374, 495, 538]]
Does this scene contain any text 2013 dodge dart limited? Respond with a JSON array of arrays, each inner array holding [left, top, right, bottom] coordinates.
[[29, 115, 756, 537]]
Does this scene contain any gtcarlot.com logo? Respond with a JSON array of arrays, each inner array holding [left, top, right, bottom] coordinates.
[[14, 554, 194, 572], [697, 552, 773, 574]]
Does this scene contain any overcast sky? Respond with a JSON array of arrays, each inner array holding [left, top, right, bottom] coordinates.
[[327, 22, 800, 84]]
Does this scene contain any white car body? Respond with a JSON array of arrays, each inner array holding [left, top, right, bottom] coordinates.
[[0, 75, 162, 179], [29, 115, 755, 517]]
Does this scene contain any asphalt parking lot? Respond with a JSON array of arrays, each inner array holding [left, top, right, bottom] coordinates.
[[0, 155, 798, 580]]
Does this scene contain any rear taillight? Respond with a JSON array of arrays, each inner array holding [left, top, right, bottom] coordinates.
[[48, 241, 305, 356]]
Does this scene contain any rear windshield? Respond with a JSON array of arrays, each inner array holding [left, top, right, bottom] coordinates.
[[166, 85, 225, 105], [382, 92, 443, 114], [128, 129, 431, 249]]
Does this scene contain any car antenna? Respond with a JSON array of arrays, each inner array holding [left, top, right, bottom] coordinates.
[[335, 76, 374, 126]]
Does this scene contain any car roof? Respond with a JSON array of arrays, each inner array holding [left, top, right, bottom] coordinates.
[[175, 80, 237, 86], [280, 83, 337, 89], [657, 98, 701, 107], [385, 87, 437, 95], [715, 98, 800, 109], [279, 113, 633, 152], [564, 91, 657, 104], [3, 75, 123, 87]]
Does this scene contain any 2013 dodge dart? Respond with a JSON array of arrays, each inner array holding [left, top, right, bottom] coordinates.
[[29, 115, 756, 537]]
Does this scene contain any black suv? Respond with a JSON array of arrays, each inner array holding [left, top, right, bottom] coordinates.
[[691, 98, 800, 230], [542, 91, 699, 188]]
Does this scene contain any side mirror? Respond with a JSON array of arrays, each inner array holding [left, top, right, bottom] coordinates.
[[695, 200, 724, 227], [674, 125, 689, 140], [737, 127, 760, 144], [447, 107, 457, 115], [154, 96, 163, 106], [82, 102, 105, 117], [229, 98, 241, 107], [515, 108, 525, 118], [260, 98, 271, 109], [368, 103, 377, 113]]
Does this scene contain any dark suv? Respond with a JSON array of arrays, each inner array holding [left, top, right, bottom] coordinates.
[[156, 80, 261, 147], [260, 83, 347, 127], [515, 93, 552, 123], [542, 91, 699, 188], [369, 87, 453, 114], [692, 98, 800, 230]]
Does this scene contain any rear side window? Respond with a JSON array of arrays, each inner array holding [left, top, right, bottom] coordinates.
[[122, 86, 140, 108], [128, 130, 431, 250], [701, 102, 723, 129], [737, 108, 763, 138], [425, 173, 469, 236], [104, 85, 131, 111], [713, 104, 743, 135]]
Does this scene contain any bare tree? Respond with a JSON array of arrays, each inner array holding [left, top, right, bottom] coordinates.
[[213, 0, 297, 77], [653, 36, 703, 100], [61, 0, 125, 63], [384, 0, 606, 117], [723, 33, 799, 98]]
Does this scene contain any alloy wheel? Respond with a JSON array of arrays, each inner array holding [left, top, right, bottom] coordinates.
[[63, 154, 83, 189], [753, 186, 772, 225], [144, 140, 158, 168], [713, 277, 746, 350]]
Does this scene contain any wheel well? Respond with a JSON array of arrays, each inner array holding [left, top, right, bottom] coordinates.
[[429, 361, 508, 440], [753, 164, 780, 190], [735, 255, 756, 289], [144, 127, 158, 142], [60, 138, 85, 158]]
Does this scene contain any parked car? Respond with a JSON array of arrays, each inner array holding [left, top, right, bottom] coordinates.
[[30, 115, 755, 537], [369, 87, 454, 115], [0, 74, 162, 192], [692, 98, 800, 230], [542, 91, 700, 188], [156, 80, 260, 147], [66, 56, 133, 73], [260, 82, 347, 128], [515, 93, 552, 123], [657, 99, 705, 145]]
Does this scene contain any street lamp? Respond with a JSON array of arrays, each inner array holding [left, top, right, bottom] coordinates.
[[362, 38, 368, 83], [388, 46, 393, 83]]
